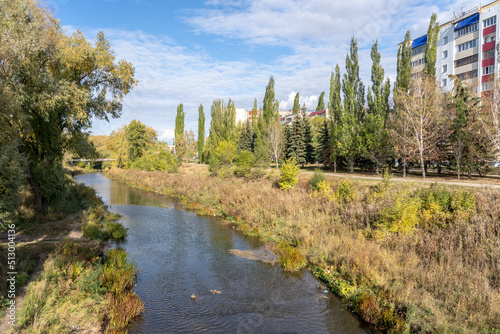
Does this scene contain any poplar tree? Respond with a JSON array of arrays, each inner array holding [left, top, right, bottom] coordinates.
[[396, 31, 412, 94], [316, 92, 325, 111], [175, 103, 185, 159], [341, 37, 365, 173], [425, 13, 440, 80], [292, 92, 300, 114], [364, 40, 391, 174], [197, 104, 205, 162], [205, 99, 237, 157], [263, 76, 278, 123], [317, 120, 330, 165], [328, 65, 343, 172]]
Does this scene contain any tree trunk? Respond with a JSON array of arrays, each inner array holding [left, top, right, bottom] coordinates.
[[437, 164, 441, 174], [468, 167, 471, 179], [420, 154, 426, 179], [403, 158, 407, 178], [457, 162, 460, 180], [349, 159, 354, 173], [375, 163, 380, 175], [334, 160, 337, 173], [18, 144, 44, 210]]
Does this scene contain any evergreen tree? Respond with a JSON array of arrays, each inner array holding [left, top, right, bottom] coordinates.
[[316, 91, 325, 111], [364, 41, 391, 174], [287, 113, 306, 166], [238, 120, 253, 152], [396, 31, 412, 94], [175, 103, 185, 158], [425, 13, 440, 80], [341, 37, 365, 173], [197, 104, 205, 162], [292, 92, 300, 114], [301, 109, 315, 164], [317, 120, 331, 165]]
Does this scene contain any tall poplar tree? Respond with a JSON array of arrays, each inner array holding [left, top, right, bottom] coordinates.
[[328, 65, 343, 172], [396, 31, 412, 94], [316, 92, 325, 111], [425, 13, 440, 80], [341, 37, 365, 173], [292, 92, 300, 114], [175, 103, 185, 158], [205, 99, 237, 157], [365, 41, 391, 174], [197, 104, 205, 162], [263, 76, 278, 123]]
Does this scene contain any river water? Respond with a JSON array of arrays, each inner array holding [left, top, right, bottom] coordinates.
[[75, 173, 373, 334]]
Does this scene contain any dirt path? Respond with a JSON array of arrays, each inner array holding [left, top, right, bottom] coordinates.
[[0, 213, 87, 332]]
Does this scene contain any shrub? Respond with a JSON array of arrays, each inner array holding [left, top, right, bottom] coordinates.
[[131, 148, 177, 172], [216, 140, 237, 165], [276, 241, 306, 272], [278, 158, 300, 191], [309, 169, 326, 191], [378, 192, 421, 233], [334, 179, 357, 203]]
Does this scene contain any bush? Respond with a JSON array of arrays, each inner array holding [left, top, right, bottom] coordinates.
[[334, 179, 357, 203], [278, 158, 300, 191], [216, 140, 237, 165], [131, 148, 177, 172], [276, 241, 306, 272], [83, 207, 127, 241], [309, 169, 326, 191]]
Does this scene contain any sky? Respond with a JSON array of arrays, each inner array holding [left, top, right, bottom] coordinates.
[[48, 0, 480, 143]]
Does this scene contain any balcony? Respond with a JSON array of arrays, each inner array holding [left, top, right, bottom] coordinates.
[[483, 57, 495, 67], [483, 25, 496, 36], [482, 74, 494, 83], [483, 41, 496, 52]]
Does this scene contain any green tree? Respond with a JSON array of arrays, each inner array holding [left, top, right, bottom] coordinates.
[[124, 120, 157, 162], [205, 99, 237, 158], [263, 76, 279, 124], [317, 120, 331, 166], [329, 65, 343, 172], [396, 31, 412, 94], [1, 0, 136, 209], [341, 37, 365, 173], [316, 92, 326, 111], [425, 13, 440, 80], [238, 120, 253, 152], [292, 92, 300, 114], [287, 113, 306, 166], [301, 110, 315, 164], [175, 103, 185, 159], [364, 40, 392, 174], [197, 104, 205, 162]]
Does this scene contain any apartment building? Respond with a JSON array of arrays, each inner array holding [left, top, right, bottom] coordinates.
[[408, 1, 499, 95]]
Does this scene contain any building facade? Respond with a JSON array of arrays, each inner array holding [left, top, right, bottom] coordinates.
[[408, 1, 499, 95]]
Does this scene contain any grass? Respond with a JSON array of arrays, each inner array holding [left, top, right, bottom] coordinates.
[[105, 166, 500, 333]]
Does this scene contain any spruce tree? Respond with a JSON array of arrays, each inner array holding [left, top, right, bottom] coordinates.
[[425, 13, 440, 80], [316, 91, 325, 111], [288, 113, 306, 166], [197, 104, 205, 162], [175, 103, 185, 159], [301, 109, 315, 164], [238, 120, 253, 152], [317, 119, 330, 165]]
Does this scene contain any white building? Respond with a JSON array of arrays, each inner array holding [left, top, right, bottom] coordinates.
[[408, 1, 499, 96]]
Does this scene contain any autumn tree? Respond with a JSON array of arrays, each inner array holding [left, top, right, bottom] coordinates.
[[0, 0, 136, 209], [392, 77, 449, 178], [268, 120, 285, 169], [329, 65, 343, 172]]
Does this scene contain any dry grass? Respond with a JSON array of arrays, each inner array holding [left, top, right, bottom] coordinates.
[[105, 166, 500, 333]]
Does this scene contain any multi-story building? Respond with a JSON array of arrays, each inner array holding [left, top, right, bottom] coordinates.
[[407, 1, 499, 96]]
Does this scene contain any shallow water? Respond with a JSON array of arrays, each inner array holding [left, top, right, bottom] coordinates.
[[76, 173, 373, 334]]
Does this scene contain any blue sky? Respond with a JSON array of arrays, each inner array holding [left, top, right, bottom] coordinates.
[[48, 0, 478, 143]]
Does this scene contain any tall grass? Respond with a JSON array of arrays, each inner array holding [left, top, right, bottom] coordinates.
[[105, 167, 500, 333]]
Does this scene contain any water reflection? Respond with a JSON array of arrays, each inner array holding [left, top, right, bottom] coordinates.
[[75, 173, 374, 334]]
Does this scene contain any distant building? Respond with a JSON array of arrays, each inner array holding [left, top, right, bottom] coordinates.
[[403, 1, 499, 96], [280, 109, 329, 125]]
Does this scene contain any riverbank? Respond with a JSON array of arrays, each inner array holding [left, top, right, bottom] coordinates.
[[0, 182, 143, 333], [105, 166, 500, 333]]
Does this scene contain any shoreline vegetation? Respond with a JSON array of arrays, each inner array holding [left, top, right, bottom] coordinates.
[[0, 179, 143, 334], [105, 165, 500, 333]]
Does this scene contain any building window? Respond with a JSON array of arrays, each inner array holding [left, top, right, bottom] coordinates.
[[443, 65, 448, 73], [455, 23, 478, 38], [482, 82, 493, 91], [456, 39, 478, 53], [483, 65, 495, 75], [444, 36, 448, 45], [484, 49, 495, 59], [412, 44, 426, 56], [443, 50, 448, 58], [484, 35, 496, 44], [456, 69, 478, 81], [454, 54, 478, 68], [442, 79, 447, 87], [411, 58, 425, 67], [484, 16, 497, 28]]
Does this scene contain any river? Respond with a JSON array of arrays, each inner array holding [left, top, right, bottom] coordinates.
[[75, 173, 373, 334]]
